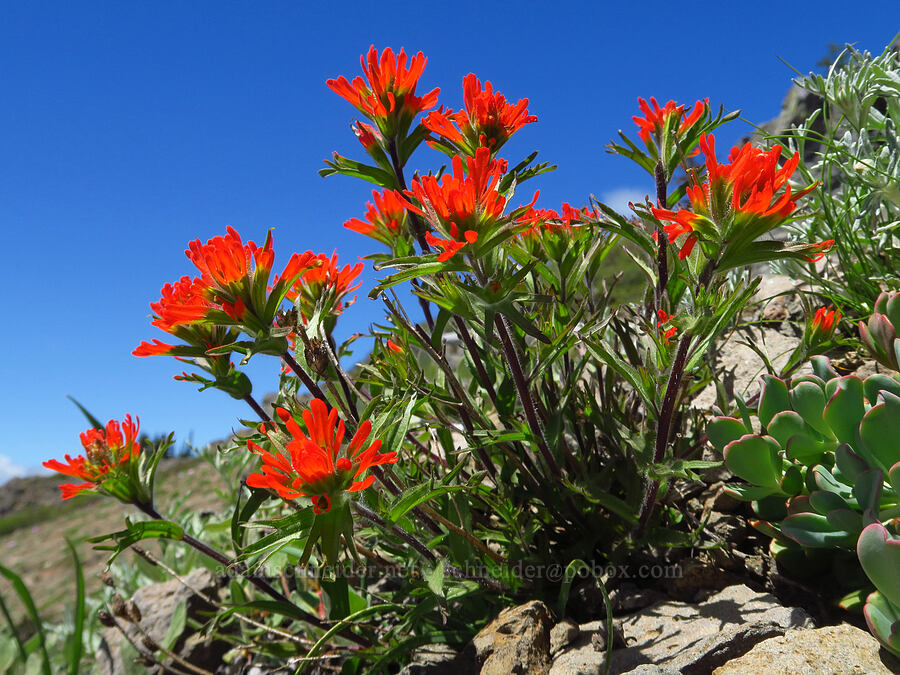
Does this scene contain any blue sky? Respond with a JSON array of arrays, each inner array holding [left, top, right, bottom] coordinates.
[[1, 1, 896, 482]]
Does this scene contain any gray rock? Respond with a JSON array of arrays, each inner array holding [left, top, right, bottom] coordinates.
[[713, 623, 900, 674], [464, 600, 553, 675], [609, 584, 665, 615], [550, 619, 581, 653], [604, 584, 813, 674], [96, 568, 226, 675], [550, 619, 624, 675], [399, 643, 459, 675], [692, 323, 804, 413]]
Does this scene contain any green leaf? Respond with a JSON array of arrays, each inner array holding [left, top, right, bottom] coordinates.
[[863, 590, 900, 655], [0, 564, 51, 675], [426, 560, 445, 598], [758, 375, 791, 429], [823, 376, 866, 446], [584, 338, 657, 413], [298, 604, 403, 674], [859, 391, 900, 473], [161, 601, 187, 651], [790, 381, 831, 437], [781, 512, 856, 548], [238, 508, 315, 568], [88, 519, 185, 565], [232, 487, 271, 554], [322, 577, 351, 620], [387, 462, 469, 525], [66, 395, 104, 430], [64, 540, 85, 675], [723, 435, 783, 490], [858, 523, 900, 607], [723, 483, 779, 501]]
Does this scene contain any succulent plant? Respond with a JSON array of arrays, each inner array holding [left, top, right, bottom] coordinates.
[[859, 290, 900, 371], [707, 353, 900, 655]]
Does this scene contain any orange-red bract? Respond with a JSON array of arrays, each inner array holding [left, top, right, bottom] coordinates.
[[246, 400, 397, 514], [424, 73, 536, 153], [651, 134, 816, 259], [344, 189, 409, 246], [43, 416, 140, 499], [286, 252, 363, 322], [633, 97, 705, 144], [327, 46, 439, 131], [403, 147, 530, 261]]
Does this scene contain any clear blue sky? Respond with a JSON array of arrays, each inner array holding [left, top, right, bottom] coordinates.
[[1, 1, 896, 481]]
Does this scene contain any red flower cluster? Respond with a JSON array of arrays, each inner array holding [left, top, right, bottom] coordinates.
[[809, 305, 841, 345], [344, 188, 408, 246], [633, 97, 705, 144], [136, 227, 318, 354], [656, 310, 677, 344], [246, 399, 397, 514], [403, 147, 527, 261], [651, 134, 826, 260], [516, 203, 601, 236], [424, 73, 536, 154], [43, 416, 140, 499], [132, 275, 228, 357], [327, 46, 439, 134], [286, 252, 363, 323]]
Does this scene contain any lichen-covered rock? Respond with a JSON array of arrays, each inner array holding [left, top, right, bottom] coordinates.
[[606, 584, 813, 673], [464, 600, 553, 675], [713, 623, 900, 674]]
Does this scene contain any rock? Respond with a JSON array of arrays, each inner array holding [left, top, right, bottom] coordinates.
[[692, 323, 805, 412], [549, 620, 624, 675], [399, 643, 459, 675], [700, 482, 741, 513], [713, 623, 900, 674], [550, 638, 606, 675], [464, 600, 553, 675], [609, 583, 665, 615], [550, 619, 580, 653], [707, 513, 748, 543], [603, 584, 813, 674], [665, 558, 742, 601], [755, 84, 825, 162], [96, 568, 226, 675]]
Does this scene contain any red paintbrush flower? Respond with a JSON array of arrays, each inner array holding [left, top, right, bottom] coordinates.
[[403, 147, 534, 261], [286, 252, 363, 324], [808, 305, 841, 346], [633, 97, 706, 144], [246, 399, 397, 514], [424, 73, 536, 154], [516, 203, 600, 237], [132, 275, 240, 359], [43, 416, 140, 500], [651, 134, 818, 262], [183, 226, 317, 332], [656, 309, 678, 344], [327, 46, 439, 136], [344, 188, 408, 247]]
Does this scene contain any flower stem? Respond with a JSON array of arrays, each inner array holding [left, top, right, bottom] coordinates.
[[352, 501, 506, 591], [636, 332, 691, 532], [282, 351, 330, 403], [242, 394, 272, 425], [654, 161, 669, 308], [132, 504, 371, 645], [493, 315, 560, 477]]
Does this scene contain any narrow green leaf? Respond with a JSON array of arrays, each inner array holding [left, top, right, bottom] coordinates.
[[0, 564, 51, 675], [161, 601, 187, 651], [64, 540, 85, 675]]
